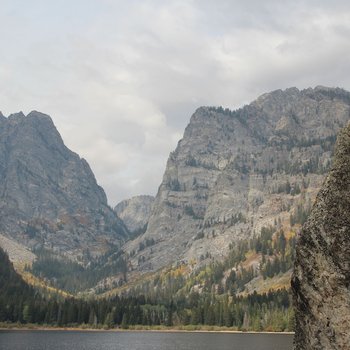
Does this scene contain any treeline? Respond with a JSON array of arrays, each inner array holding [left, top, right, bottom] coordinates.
[[0, 247, 41, 323], [207, 226, 296, 295], [177, 290, 293, 331], [122, 225, 296, 308], [1, 290, 293, 332], [29, 248, 127, 293], [0, 246, 293, 331], [1, 220, 300, 331], [107, 225, 297, 331]]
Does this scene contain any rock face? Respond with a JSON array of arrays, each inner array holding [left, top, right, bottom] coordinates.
[[125, 86, 350, 272], [115, 195, 154, 234], [292, 124, 350, 349], [0, 111, 128, 260]]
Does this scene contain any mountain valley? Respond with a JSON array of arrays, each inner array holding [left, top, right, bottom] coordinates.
[[1, 86, 349, 305]]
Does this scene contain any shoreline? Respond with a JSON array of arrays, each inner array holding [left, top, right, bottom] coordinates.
[[0, 325, 294, 335]]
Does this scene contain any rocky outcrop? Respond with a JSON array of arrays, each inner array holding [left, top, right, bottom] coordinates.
[[0, 111, 128, 261], [124, 87, 350, 273], [292, 124, 350, 349], [115, 195, 154, 234]]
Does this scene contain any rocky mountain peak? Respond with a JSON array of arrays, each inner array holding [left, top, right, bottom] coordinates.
[[124, 86, 350, 274], [7, 111, 25, 124], [292, 122, 350, 349], [26, 110, 57, 124], [0, 110, 128, 261]]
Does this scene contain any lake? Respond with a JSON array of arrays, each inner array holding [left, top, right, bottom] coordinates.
[[0, 330, 293, 350]]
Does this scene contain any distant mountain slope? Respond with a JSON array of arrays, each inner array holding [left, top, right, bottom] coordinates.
[[115, 195, 154, 234], [124, 86, 350, 274], [0, 111, 128, 261], [0, 233, 36, 267]]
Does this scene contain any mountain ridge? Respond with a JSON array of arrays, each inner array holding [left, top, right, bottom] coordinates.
[[0, 110, 128, 263], [123, 86, 350, 278], [2, 86, 349, 297]]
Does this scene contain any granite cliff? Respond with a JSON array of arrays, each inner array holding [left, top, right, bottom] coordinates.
[[124, 86, 350, 274], [0, 111, 128, 261], [292, 124, 350, 349]]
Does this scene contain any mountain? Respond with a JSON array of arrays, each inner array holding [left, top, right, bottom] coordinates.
[[124, 86, 350, 275], [0, 111, 128, 262], [292, 124, 350, 349], [2, 87, 349, 333], [115, 195, 155, 234]]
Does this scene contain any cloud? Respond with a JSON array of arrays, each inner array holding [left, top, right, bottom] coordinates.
[[1, 0, 350, 204]]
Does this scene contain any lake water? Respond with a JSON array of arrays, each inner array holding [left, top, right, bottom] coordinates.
[[0, 330, 293, 350]]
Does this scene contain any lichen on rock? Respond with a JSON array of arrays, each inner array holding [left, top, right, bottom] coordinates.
[[292, 123, 350, 349]]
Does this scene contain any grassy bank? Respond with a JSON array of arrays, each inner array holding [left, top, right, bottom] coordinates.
[[0, 322, 294, 334]]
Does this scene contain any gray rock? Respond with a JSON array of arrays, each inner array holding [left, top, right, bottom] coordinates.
[[292, 124, 350, 350], [0, 111, 128, 261], [115, 195, 154, 234], [125, 87, 350, 273]]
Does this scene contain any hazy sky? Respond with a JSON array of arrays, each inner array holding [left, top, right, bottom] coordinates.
[[1, 0, 350, 205]]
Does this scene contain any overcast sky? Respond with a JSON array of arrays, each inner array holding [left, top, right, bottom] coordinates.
[[1, 0, 350, 205]]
